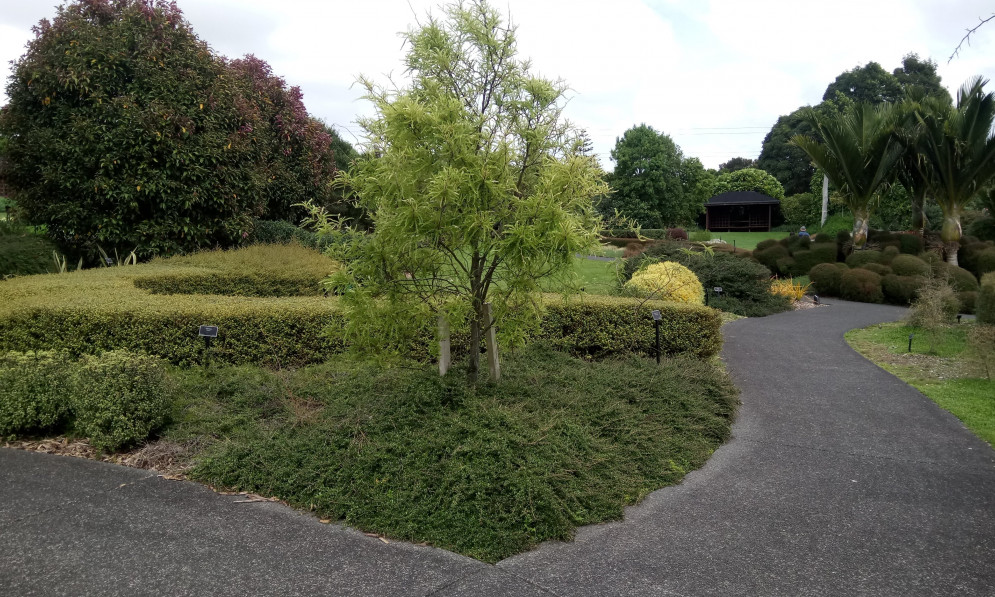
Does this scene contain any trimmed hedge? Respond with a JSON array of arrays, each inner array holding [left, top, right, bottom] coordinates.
[[0, 351, 71, 435], [861, 262, 892, 277], [882, 274, 925, 305], [840, 269, 883, 303], [979, 273, 995, 325], [890, 254, 931, 277], [71, 351, 169, 451], [845, 250, 882, 269], [958, 291, 977, 315]]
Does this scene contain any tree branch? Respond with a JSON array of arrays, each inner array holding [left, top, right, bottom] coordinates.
[[949, 13, 995, 63]]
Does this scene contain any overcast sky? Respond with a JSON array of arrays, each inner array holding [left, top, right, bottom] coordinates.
[[2, 0, 995, 170]]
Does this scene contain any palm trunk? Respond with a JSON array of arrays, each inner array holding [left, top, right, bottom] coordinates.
[[821, 175, 829, 226], [910, 188, 927, 233], [852, 206, 870, 249], [941, 209, 962, 267]]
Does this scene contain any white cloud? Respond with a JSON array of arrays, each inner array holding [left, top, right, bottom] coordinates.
[[2, 0, 995, 170]]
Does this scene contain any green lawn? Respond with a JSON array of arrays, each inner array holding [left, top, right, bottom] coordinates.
[[846, 321, 994, 446], [705, 231, 789, 250]]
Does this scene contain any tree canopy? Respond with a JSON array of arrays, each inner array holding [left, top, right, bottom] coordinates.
[[717, 157, 757, 175], [603, 124, 708, 228], [333, 0, 606, 380], [823, 61, 903, 104], [0, 0, 339, 257], [712, 168, 785, 200]]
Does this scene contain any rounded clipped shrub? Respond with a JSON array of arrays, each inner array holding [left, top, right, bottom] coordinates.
[[978, 273, 995, 324], [776, 257, 797, 276], [946, 266, 980, 292], [836, 230, 852, 245], [958, 291, 977, 315], [840, 269, 883, 303], [810, 263, 843, 296], [861, 263, 892, 277], [890, 254, 931, 277], [70, 351, 170, 451], [882, 274, 925, 305], [666, 228, 688, 241], [625, 262, 704, 304], [967, 216, 995, 241], [879, 246, 900, 264], [0, 351, 72, 436], [845, 250, 882, 269], [754, 244, 790, 273], [971, 248, 995, 278], [792, 245, 836, 276], [755, 239, 780, 251], [813, 233, 837, 244]]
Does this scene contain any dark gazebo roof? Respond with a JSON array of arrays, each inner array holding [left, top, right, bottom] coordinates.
[[706, 191, 780, 206]]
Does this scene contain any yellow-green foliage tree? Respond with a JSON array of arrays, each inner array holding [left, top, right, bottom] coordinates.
[[334, 0, 607, 380]]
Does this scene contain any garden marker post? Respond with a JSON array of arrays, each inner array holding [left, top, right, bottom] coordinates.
[[484, 303, 501, 381], [438, 316, 451, 376], [198, 325, 219, 368], [651, 309, 662, 365]]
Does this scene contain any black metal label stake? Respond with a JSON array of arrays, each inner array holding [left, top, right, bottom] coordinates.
[[199, 325, 219, 367], [651, 309, 662, 365]]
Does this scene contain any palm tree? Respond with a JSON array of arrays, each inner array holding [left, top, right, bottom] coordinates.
[[792, 103, 903, 249], [914, 77, 995, 266]]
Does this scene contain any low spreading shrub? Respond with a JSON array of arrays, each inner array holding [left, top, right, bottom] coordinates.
[[890, 254, 931, 277], [625, 262, 704, 304], [840, 268, 883, 303], [70, 351, 170, 451], [770, 278, 809, 302], [0, 351, 71, 436], [688, 230, 712, 242], [247, 219, 322, 249], [882, 274, 925, 305], [978, 273, 995, 325], [809, 263, 844, 296]]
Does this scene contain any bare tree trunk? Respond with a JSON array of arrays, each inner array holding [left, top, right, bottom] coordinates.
[[821, 175, 829, 226], [468, 307, 482, 382], [852, 206, 870, 249], [911, 189, 927, 233], [941, 211, 962, 267]]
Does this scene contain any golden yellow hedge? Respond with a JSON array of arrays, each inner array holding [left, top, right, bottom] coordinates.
[[625, 261, 704, 305]]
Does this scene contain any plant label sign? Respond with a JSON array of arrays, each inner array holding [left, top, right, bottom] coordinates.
[[198, 325, 219, 338], [651, 310, 662, 321]]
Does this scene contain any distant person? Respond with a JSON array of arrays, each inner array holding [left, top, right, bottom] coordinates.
[[798, 226, 810, 238]]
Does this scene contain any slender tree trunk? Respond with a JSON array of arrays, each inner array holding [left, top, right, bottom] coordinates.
[[941, 209, 963, 267], [821, 175, 829, 226], [852, 206, 870, 249], [911, 189, 927, 233], [468, 309, 482, 382]]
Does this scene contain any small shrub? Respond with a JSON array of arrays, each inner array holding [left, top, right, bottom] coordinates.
[[0, 351, 72, 436], [812, 233, 837, 244], [666, 228, 688, 241], [810, 263, 844, 296], [845, 250, 883, 269], [945, 266, 980, 292], [908, 279, 959, 353], [978, 273, 995, 325], [71, 351, 170, 451], [776, 256, 797, 276], [882, 274, 925, 305], [688, 230, 712, 242], [958, 291, 978, 315], [625, 262, 704, 304], [754, 244, 790, 274], [898, 233, 924, 255], [755, 239, 780, 251], [967, 216, 995, 242], [0, 222, 57, 278], [969, 248, 995, 278], [840, 269, 883, 303], [890, 254, 931, 277], [623, 242, 647, 258], [792, 244, 836, 276], [770, 278, 810, 302], [879, 245, 900, 264], [861, 262, 892, 277]]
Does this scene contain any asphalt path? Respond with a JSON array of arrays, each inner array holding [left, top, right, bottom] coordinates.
[[2, 300, 993, 596]]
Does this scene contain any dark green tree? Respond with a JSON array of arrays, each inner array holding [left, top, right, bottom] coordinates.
[[756, 109, 817, 196], [0, 0, 337, 258], [717, 157, 756, 174], [893, 53, 951, 103], [712, 167, 785, 199], [823, 61, 903, 104], [604, 124, 704, 228]]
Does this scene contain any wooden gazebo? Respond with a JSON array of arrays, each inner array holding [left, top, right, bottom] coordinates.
[[704, 191, 780, 232]]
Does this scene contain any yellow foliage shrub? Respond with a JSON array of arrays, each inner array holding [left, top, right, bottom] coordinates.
[[770, 277, 810, 302], [625, 261, 704, 305]]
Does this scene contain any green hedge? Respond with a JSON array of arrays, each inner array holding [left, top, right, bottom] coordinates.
[[0, 222, 57, 278], [0, 350, 168, 449], [0, 351, 71, 435]]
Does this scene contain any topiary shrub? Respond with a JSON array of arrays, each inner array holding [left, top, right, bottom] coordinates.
[[879, 245, 900, 264], [958, 291, 977, 315], [890, 254, 931, 277], [754, 244, 790, 274], [625, 262, 704, 304], [791, 244, 837, 276], [785, 235, 811, 253], [882, 274, 925, 305], [0, 351, 72, 436], [70, 351, 170, 451], [813, 233, 837, 244], [810, 263, 844, 296], [945, 266, 980, 292], [845, 250, 883, 269], [776, 257, 797, 277], [840, 269, 883, 303], [861, 263, 892, 277], [755, 239, 780, 252], [970, 248, 995, 279], [967, 216, 995, 241], [978, 273, 995, 325], [898, 233, 924, 255]]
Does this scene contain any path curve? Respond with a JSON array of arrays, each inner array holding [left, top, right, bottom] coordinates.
[[3, 301, 994, 596]]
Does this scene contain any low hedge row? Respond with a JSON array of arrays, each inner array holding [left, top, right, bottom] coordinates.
[[0, 350, 168, 450]]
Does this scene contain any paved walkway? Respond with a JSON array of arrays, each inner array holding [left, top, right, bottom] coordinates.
[[3, 301, 994, 596]]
